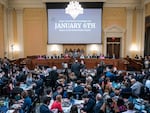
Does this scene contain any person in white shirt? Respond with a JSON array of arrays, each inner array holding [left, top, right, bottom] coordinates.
[[80, 54, 85, 59], [145, 77, 150, 91]]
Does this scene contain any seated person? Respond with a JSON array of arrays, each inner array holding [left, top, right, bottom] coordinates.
[[53, 86, 67, 100], [70, 105, 78, 113], [20, 91, 32, 113], [80, 54, 85, 59], [105, 67, 115, 81], [84, 85, 95, 102], [100, 98, 119, 113], [69, 72, 77, 81], [99, 54, 105, 59], [26, 73, 33, 86], [11, 82, 23, 100], [135, 54, 139, 59], [117, 98, 127, 112], [50, 95, 63, 113], [122, 102, 136, 113], [81, 93, 95, 113], [73, 80, 84, 99], [120, 82, 132, 99], [40, 96, 53, 113], [93, 93, 104, 113]]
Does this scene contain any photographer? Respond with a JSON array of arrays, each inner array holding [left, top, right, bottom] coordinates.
[[100, 98, 119, 113]]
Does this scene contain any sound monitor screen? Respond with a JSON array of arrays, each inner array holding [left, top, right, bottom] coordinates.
[[47, 8, 102, 44]]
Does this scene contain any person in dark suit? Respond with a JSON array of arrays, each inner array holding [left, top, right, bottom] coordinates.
[[93, 93, 103, 113], [19, 91, 32, 113], [73, 80, 84, 99], [53, 86, 64, 100], [34, 75, 44, 96], [81, 93, 95, 113], [71, 60, 81, 77], [48, 66, 58, 91], [96, 62, 105, 76], [11, 82, 23, 100], [95, 62, 105, 82], [21, 91, 32, 110], [40, 96, 53, 113]]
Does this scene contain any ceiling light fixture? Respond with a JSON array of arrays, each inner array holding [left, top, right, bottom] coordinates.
[[65, 0, 83, 19]]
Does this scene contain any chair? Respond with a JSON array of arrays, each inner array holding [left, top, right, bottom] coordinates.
[[73, 92, 83, 100], [51, 109, 58, 113]]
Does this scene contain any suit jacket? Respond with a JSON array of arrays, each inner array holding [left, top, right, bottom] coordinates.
[[82, 98, 95, 113], [73, 85, 84, 94], [96, 66, 104, 76], [48, 70, 58, 87], [71, 62, 81, 76], [35, 79, 44, 95], [22, 96, 32, 110], [40, 104, 53, 113], [93, 100, 103, 113]]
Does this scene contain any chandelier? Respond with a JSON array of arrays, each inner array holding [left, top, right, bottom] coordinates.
[[65, 0, 83, 19]]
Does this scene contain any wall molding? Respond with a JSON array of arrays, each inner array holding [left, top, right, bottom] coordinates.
[[8, 0, 45, 8], [103, 25, 125, 57], [144, 0, 150, 5], [42, 0, 106, 2], [0, 0, 8, 7], [6, 0, 143, 8]]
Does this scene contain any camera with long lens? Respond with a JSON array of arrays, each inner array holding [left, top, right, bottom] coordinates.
[[106, 98, 113, 106]]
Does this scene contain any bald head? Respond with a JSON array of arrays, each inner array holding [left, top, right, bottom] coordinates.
[[96, 93, 102, 101], [52, 66, 57, 70], [131, 78, 136, 84]]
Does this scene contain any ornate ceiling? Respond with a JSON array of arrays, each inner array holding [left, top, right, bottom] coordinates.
[[0, 0, 150, 8]]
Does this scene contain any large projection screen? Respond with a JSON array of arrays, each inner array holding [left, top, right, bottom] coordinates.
[[47, 3, 102, 44]]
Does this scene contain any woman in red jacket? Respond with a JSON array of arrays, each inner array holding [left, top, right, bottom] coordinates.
[[50, 95, 63, 113]]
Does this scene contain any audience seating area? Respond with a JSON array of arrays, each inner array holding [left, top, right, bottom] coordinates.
[[0, 57, 150, 113]]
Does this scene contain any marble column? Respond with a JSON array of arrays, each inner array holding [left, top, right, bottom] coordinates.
[[136, 7, 144, 56], [16, 8, 24, 58], [126, 7, 134, 57], [7, 8, 14, 59], [3, 6, 8, 58]]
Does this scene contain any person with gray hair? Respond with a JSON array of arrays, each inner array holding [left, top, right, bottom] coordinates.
[[130, 78, 143, 97], [93, 93, 104, 113]]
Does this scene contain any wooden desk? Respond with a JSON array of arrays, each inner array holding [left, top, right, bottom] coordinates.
[[26, 58, 127, 70]]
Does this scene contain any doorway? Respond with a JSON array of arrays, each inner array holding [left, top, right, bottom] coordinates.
[[106, 37, 120, 58]]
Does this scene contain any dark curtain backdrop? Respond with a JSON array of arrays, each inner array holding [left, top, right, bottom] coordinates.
[[144, 16, 150, 56]]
